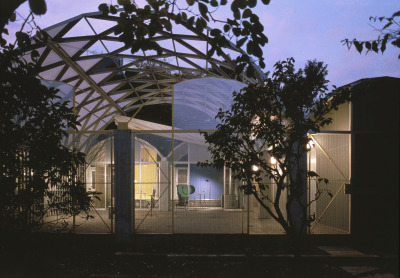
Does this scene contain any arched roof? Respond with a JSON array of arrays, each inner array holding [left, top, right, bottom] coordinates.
[[174, 77, 247, 129], [26, 10, 266, 132]]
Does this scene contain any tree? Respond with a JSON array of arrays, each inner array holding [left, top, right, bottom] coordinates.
[[0, 0, 47, 46], [342, 10, 400, 59], [201, 58, 351, 252], [0, 35, 94, 233], [98, 1, 352, 249], [0, 0, 96, 234], [99, 0, 270, 79]]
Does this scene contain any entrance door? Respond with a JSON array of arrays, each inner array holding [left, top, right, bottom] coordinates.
[[308, 133, 351, 234]]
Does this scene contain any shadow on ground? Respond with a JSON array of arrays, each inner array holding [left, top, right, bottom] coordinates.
[[0, 233, 398, 278]]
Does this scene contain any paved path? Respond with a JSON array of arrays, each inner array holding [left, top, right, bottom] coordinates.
[[109, 245, 397, 278]]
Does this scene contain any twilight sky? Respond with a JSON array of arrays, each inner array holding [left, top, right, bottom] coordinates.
[[6, 0, 400, 88]]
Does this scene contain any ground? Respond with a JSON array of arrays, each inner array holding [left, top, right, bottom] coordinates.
[[0, 233, 398, 278]]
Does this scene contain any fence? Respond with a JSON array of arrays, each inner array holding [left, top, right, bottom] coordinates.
[[40, 130, 350, 235]]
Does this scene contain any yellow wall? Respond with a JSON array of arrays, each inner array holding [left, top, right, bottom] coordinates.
[[141, 147, 157, 162], [134, 147, 158, 200], [135, 163, 158, 200]]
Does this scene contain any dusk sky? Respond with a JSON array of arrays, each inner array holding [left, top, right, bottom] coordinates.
[[6, 0, 400, 88]]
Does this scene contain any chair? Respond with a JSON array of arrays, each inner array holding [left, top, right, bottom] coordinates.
[[176, 184, 195, 206]]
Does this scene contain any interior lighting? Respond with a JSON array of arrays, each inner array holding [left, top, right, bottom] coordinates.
[[270, 157, 277, 164], [251, 165, 260, 172]]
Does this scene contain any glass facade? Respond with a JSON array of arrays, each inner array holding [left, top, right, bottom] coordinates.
[[28, 12, 350, 235], [41, 81, 352, 235]]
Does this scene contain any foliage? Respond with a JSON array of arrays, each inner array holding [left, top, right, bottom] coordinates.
[[99, 0, 269, 78], [0, 41, 94, 233], [201, 58, 351, 241], [0, 0, 47, 46], [342, 10, 400, 59]]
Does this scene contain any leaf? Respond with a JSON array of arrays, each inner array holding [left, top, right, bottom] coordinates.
[[187, 16, 195, 27], [232, 28, 241, 36], [31, 50, 40, 61], [186, 0, 195, 6], [353, 40, 363, 54], [220, 0, 228, 4], [231, 0, 239, 12], [243, 9, 252, 18], [235, 62, 246, 74], [248, 0, 257, 8], [156, 45, 163, 55], [199, 17, 207, 28], [241, 28, 249, 36], [98, 3, 109, 15], [163, 20, 172, 31], [381, 33, 389, 53], [234, 9, 241, 20], [250, 14, 259, 23], [328, 192, 333, 198], [10, 12, 16, 22], [210, 0, 218, 7], [210, 28, 222, 36], [383, 20, 393, 30], [237, 0, 246, 9], [207, 47, 216, 57], [110, 5, 118, 14], [195, 18, 204, 33], [131, 41, 141, 53], [175, 13, 182, 24], [372, 41, 379, 53], [246, 40, 253, 54], [391, 38, 400, 48], [223, 24, 231, 32], [198, 2, 208, 18], [144, 5, 151, 15], [261, 0, 270, 4], [147, 0, 157, 6], [227, 18, 239, 26], [253, 42, 263, 57], [242, 20, 251, 29], [124, 2, 136, 13], [246, 65, 254, 78], [236, 37, 247, 48], [182, 12, 187, 21], [365, 41, 371, 51], [16, 31, 31, 48]]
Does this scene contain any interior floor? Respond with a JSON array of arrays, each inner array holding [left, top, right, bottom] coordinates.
[[41, 207, 348, 235]]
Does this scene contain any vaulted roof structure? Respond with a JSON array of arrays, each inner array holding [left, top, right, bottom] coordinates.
[[26, 10, 266, 134], [23, 10, 268, 153]]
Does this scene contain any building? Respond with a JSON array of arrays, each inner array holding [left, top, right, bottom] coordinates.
[[25, 10, 399, 247]]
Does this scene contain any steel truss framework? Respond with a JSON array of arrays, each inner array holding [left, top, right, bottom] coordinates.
[[25, 10, 266, 152]]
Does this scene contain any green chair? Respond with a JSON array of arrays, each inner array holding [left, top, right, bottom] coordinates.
[[176, 184, 195, 206]]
